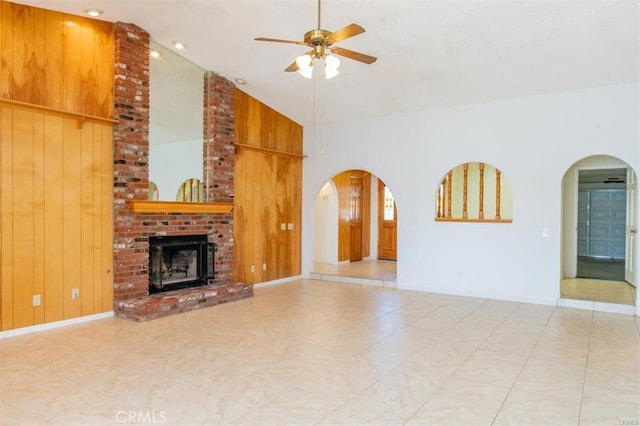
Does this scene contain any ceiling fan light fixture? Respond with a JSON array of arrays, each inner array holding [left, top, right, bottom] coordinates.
[[324, 54, 340, 79], [296, 54, 314, 79]]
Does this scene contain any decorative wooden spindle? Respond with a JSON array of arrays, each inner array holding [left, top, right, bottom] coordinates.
[[479, 162, 485, 220], [447, 171, 453, 219], [496, 169, 501, 220], [462, 163, 469, 219]]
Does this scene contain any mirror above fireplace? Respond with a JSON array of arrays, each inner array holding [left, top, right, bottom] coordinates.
[[148, 41, 205, 202]]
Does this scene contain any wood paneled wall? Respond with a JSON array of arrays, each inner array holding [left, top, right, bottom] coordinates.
[[1, 104, 113, 330], [234, 90, 302, 284], [0, 2, 114, 330], [0, 1, 114, 118]]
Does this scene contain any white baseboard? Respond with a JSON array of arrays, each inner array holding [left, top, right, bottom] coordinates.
[[252, 275, 302, 288], [0, 311, 114, 339]]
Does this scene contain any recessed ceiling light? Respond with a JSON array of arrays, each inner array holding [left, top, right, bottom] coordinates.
[[234, 78, 247, 85], [150, 49, 163, 59], [83, 8, 103, 17], [171, 40, 186, 50]]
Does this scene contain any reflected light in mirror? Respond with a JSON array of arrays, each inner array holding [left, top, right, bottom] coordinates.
[[149, 40, 206, 201]]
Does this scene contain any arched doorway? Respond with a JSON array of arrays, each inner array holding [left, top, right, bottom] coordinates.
[[560, 155, 637, 309], [312, 170, 398, 286]]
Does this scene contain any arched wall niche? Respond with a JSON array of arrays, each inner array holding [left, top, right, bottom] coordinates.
[[435, 161, 513, 223]]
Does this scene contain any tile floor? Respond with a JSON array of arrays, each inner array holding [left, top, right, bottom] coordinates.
[[1, 279, 639, 425], [562, 278, 637, 306], [315, 260, 638, 307], [313, 260, 397, 282]]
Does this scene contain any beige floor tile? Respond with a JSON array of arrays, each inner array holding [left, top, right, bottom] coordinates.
[[495, 388, 581, 424], [584, 364, 640, 392], [579, 383, 640, 425], [230, 408, 308, 425], [1, 278, 638, 426], [480, 328, 541, 355], [512, 362, 586, 404], [320, 365, 445, 425], [407, 377, 509, 425], [452, 348, 529, 388], [0, 400, 38, 426]]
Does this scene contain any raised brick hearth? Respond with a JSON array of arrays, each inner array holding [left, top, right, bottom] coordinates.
[[112, 22, 252, 320]]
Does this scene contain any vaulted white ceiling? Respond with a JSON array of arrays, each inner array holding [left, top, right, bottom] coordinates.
[[15, 0, 640, 127]]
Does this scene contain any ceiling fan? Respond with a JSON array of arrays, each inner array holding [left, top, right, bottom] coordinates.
[[255, 0, 377, 79]]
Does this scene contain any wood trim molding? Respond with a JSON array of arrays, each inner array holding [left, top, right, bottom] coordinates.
[[234, 143, 307, 159], [435, 218, 513, 224], [0, 98, 117, 128], [126, 200, 234, 214]]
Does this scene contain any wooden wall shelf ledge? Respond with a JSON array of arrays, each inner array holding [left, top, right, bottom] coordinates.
[[235, 143, 307, 159], [0, 98, 117, 128], [127, 200, 234, 214]]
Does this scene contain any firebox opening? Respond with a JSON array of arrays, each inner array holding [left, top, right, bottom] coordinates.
[[148, 235, 213, 294]]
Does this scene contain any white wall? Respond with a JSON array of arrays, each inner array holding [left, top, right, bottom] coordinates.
[[314, 181, 339, 264], [302, 83, 639, 307], [149, 139, 202, 201]]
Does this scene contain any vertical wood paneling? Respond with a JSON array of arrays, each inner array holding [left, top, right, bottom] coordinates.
[[62, 13, 82, 115], [1, 106, 14, 329], [81, 122, 95, 313], [1, 0, 114, 330], [0, 103, 3, 331], [276, 157, 290, 277], [290, 157, 302, 276], [43, 113, 64, 323], [43, 10, 64, 110], [99, 124, 113, 311], [32, 109, 45, 325], [234, 90, 302, 283], [95, 20, 114, 118], [0, 2, 13, 99], [62, 116, 82, 319], [1, 3, 113, 118], [12, 109, 35, 328]]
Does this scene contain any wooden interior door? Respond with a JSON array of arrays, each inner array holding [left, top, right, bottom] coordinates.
[[378, 180, 397, 260], [349, 176, 363, 262]]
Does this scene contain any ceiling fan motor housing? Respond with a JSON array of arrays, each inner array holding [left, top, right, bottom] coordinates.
[[304, 29, 333, 46]]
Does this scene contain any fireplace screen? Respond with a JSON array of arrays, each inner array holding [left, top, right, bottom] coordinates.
[[149, 235, 213, 293]]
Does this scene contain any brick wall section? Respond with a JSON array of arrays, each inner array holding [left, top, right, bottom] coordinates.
[[203, 71, 235, 203], [112, 23, 246, 317], [113, 22, 151, 300], [203, 72, 236, 283]]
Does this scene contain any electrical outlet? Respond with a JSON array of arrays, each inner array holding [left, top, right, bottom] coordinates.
[[71, 288, 79, 299], [33, 295, 41, 306], [262, 263, 267, 271], [250, 265, 255, 273]]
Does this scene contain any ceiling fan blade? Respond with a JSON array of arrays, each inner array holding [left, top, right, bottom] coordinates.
[[325, 23, 365, 45], [254, 37, 306, 45], [284, 60, 298, 72], [330, 47, 377, 64]]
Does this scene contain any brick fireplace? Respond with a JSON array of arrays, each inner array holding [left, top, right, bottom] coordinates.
[[112, 22, 252, 321]]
